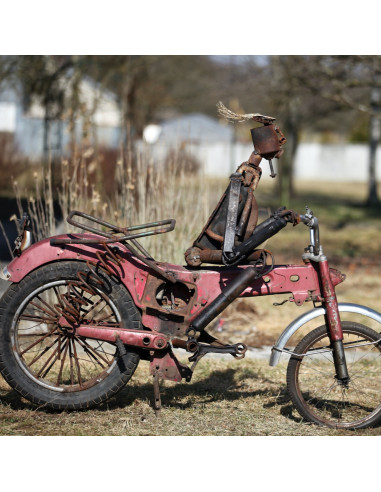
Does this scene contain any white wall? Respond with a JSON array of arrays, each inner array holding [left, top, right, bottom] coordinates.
[[294, 143, 381, 182], [163, 141, 381, 182]]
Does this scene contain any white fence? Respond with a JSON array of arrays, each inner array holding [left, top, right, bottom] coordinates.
[[150, 141, 381, 182]]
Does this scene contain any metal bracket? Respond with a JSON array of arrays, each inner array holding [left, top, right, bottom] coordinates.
[[153, 370, 161, 417], [223, 173, 242, 255], [187, 340, 247, 362]]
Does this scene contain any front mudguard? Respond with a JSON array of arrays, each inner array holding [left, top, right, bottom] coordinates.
[[270, 302, 381, 366]]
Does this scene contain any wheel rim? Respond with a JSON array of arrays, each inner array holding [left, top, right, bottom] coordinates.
[[11, 280, 120, 393], [293, 326, 381, 428]]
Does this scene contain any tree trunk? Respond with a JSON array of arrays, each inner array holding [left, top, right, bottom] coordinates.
[[278, 117, 299, 208], [367, 87, 380, 206]]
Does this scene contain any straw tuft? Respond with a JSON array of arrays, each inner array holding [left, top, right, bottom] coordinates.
[[216, 101, 276, 124]]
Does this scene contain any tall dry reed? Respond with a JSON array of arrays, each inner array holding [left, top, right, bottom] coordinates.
[[13, 145, 220, 265]]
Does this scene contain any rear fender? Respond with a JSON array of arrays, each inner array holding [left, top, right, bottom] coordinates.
[[0, 234, 147, 306]]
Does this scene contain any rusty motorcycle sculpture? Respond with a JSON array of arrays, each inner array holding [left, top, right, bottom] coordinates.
[[0, 103, 380, 429]]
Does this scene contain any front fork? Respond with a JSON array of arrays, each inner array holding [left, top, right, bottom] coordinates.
[[319, 259, 350, 382]]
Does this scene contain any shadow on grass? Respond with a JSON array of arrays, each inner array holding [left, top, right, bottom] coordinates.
[[0, 367, 293, 417], [117, 368, 289, 409], [2, 367, 380, 429]]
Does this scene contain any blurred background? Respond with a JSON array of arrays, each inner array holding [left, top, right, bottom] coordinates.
[[0, 55, 380, 276]]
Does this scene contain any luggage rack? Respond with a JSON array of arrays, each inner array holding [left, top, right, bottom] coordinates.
[[50, 210, 177, 283]]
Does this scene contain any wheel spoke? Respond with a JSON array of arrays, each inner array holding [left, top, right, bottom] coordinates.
[[68, 339, 75, 385], [53, 285, 64, 308], [39, 338, 68, 379], [71, 339, 83, 387], [305, 379, 337, 408], [29, 300, 57, 320], [89, 301, 111, 320], [35, 337, 62, 378], [95, 312, 115, 323], [347, 344, 380, 369], [35, 294, 60, 318], [348, 379, 379, 407], [299, 360, 333, 378], [20, 328, 59, 356], [27, 335, 60, 368], [19, 314, 57, 325], [74, 336, 110, 367], [56, 339, 69, 385], [79, 297, 105, 320]]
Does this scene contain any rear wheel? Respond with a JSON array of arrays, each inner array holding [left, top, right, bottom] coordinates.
[[287, 322, 381, 429], [0, 261, 141, 410]]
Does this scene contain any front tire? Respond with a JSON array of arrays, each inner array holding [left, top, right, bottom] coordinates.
[[0, 261, 141, 410], [287, 322, 381, 429]]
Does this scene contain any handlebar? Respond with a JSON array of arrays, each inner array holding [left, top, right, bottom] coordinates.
[[299, 208, 321, 256]]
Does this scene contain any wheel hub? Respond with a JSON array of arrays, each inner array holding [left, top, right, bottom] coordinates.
[[58, 315, 76, 334]]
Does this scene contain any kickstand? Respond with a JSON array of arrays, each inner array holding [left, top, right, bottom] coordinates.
[[153, 371, 161, 417]]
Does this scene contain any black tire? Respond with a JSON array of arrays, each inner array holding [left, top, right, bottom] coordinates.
[[0, 260, 141, 410], [287, 322, 381, 429]]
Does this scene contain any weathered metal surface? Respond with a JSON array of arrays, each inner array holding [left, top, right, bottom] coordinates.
[[5, 235, 345, 339], [185, 247, 264, 266], [319, 258, 344, 341], [251, 124, 285, 160], [53, 210, 176, 243], [187, 149, 264, 267], [74, 325, 168, 350], [223, 173, 242, 254], [149, 349, 192, 382], [51, 211, 177, 283], [184, 122, 287, 268], [13, 212, 32, 256], [236, 191, 253, 238]]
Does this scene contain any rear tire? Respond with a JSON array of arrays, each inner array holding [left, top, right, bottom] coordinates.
[[0, 261, 141, 410]]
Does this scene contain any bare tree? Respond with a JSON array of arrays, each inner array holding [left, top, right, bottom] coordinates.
[[254, 56, 344, 206], [292, 55, 381, 205]]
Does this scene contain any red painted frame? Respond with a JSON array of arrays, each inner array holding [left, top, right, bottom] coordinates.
[[5, 233, 345, 342]]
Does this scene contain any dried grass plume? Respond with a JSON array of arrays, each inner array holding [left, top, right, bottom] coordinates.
[[216, 101, 276, 124]]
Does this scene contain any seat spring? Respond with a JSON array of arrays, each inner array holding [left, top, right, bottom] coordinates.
[[54, 246, 125, 325]]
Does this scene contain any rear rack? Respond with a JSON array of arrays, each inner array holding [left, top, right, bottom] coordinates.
[[50, 211, 177, 283]]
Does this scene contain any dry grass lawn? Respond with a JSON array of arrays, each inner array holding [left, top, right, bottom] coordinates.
[[1, 355, 380, 436]]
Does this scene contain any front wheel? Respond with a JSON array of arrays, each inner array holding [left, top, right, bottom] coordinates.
[[287, 322, 381, 429], [0, 261, 142, 410]]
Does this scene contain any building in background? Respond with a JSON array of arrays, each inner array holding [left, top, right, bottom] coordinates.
[[143, 115, 381, 183], [0, 76, 122, 160], [0, 79, 380, 183]]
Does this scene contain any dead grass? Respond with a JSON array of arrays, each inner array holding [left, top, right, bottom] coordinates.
[[11, 148, 218, 265], [1, 357, 379, 436]]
